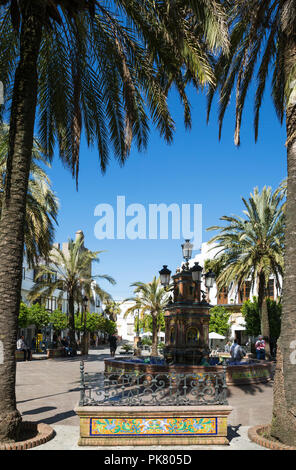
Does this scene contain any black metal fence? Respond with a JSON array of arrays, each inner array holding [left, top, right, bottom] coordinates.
[[79, 362, 228, 406]]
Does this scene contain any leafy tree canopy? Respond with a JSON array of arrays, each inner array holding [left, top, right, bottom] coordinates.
[[27, 303, 51, 329], [209, 305, 231, 337], [49, 309, 68, 333], [18, 302, 30, 329], [74, 312, 116, 334]]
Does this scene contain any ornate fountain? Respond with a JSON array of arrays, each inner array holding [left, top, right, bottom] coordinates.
[[161, 246, 213, 365], [105, 240, 272, 386]]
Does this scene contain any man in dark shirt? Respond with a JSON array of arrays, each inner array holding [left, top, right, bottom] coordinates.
[[108, 334, 117, 357]]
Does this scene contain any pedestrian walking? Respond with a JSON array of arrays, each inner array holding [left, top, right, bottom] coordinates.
[[108, 333, 117, 357]]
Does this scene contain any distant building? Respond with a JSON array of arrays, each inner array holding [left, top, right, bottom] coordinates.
[[115, 300, 136, 342], [19, 230, 102, 345]]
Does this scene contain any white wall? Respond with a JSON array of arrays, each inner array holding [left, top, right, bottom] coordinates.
[[115, 300, 136, 342]]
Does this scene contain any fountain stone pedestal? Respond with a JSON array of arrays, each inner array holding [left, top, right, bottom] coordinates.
[[164, 267, 211, 365]]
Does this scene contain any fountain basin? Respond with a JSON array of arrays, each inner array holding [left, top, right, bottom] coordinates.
[[105, 357, 272, 386]]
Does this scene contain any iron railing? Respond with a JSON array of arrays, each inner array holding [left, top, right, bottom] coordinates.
[[79, 362, 228, 406]]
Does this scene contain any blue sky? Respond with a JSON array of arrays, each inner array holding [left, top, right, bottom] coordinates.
[[47, 84, 287, 300]]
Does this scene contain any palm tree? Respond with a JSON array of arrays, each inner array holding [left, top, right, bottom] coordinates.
[[0, 124, 58, 265], [206, 1, 296, 445], [207, 186, 285, 359], [103, 300, 121, 323], [28, 237, 115, 356], [123, 277, 170, 356], [0, 1, 228, 441]]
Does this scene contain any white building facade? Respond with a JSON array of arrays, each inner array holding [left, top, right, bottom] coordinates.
[[115, 300, 136, 343]]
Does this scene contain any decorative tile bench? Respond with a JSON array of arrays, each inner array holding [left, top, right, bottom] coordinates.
[[75, 404, 232, 446], [75, 362, 232, 446]]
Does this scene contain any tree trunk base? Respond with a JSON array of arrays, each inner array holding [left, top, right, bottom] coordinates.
[[271, 345, 296, 446], [0, 410, 22, 443]]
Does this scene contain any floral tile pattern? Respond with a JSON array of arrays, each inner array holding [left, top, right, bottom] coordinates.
[[90, 417, 217, 437], [231, 369, 269, 380]]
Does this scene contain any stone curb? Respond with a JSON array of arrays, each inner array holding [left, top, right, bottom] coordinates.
[[248, 424, 296, 450], [0, 422, 55, 450]]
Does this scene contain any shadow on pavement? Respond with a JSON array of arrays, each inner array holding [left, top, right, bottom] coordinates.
[[38, 409, 77, 425], [227, 380, 273, 397], [227, 424, 242, 443], [49, 353, 111, 363], [17, 388, 80, 405], [22, 406, 57, 415]]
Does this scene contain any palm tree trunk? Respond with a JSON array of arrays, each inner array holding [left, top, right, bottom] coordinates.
[[68, 294, 77, 355], [0, 2, 45, 442], [258, 273, 271, 359], [271, 40, 296, 446], [151, 315, 158, 357], [261, 298, 271, 360]]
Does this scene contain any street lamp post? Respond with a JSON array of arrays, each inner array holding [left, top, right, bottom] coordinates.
[[160, 242, 215, 303], [181, 239, 193, 270], [159, 265, 171, 287], [82, 295, 88, 355], [204, 270, 215, 302]]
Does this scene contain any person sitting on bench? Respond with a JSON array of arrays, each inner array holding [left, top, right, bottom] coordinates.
[[17, 336, 31, 361]]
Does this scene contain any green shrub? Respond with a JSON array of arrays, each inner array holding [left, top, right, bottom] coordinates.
[[209, 306, 231, 336], [28, 303, 51, 329], [241, 297, 281, 340], [49, 309, 68, 333], [18, 302, 30, 328], [141, 336, 152, 346]]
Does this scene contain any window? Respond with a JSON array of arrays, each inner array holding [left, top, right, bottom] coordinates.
[[45, 296, 57, 312], [45, 297, 51, 311], [239, 281, 251, 303], [217, 287, 228, 305], [22, 267, 25, 280], [266, 279, 274, 299], [62, 299, 69, 314], [127, 324, 134, 336]]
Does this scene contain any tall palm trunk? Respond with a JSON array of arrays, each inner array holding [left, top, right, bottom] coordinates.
[[0, 2, 45, 442], [257, 272, 271, 359], [271, 40, 296, 446], [68, 294, 77, 355], [151, 315, 158, 357]]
